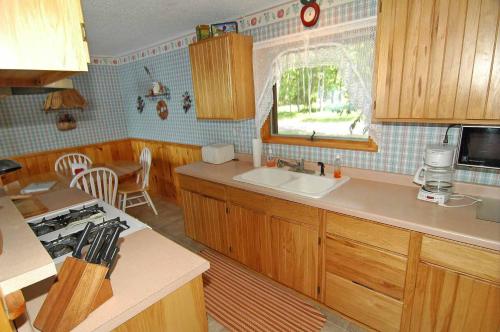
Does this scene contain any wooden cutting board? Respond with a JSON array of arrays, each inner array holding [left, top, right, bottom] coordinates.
[[12, 197, 48, 219]]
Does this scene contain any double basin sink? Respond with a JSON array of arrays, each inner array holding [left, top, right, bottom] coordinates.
[[233, 167, 350, 199]]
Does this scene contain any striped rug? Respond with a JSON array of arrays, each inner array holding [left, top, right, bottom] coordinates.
[[199, 249, 327, 331]]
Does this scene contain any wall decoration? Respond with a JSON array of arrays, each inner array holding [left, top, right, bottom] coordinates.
[[136, 96, 145, 113], [182, 92, 192, 113], [156, 99, 168, 120], [44, 89, 87, 111], [300, 1, 320, 27], [211, 21, 238, 37], [196, 25, 211, 41], [144, 66, 170, 98], [56, 113, 77, 131]]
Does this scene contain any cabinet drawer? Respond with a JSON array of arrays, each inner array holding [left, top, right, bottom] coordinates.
[[267, 197, 319, 228], [228, 187, 319, 227], [325, 212, 410, 255], [227, 187, 268, 212], [421, 236, 500, 283], [325, 237, 407, 300], [178, 175, 226, 200], [325, 272, 403, 332]]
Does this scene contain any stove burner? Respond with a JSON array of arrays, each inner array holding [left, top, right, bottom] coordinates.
[[36, 225, 54, 236], [51, 244, 73, 258], [29, 204, 105, 237], [42, 234, 79, 259]]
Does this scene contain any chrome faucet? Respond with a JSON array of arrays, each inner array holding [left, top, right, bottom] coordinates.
[[277, 158, 314, 174]]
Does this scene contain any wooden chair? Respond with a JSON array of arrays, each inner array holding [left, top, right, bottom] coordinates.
[[69, 167, 118, 206], [118, 148, 158, 215], [55, 153, 92, 177]]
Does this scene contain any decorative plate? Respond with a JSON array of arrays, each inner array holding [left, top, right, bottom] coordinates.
[[156, 100, 168, 120]]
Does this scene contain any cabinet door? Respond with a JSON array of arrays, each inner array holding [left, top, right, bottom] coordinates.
[[374, 0, 500, 122], [0, 0, 89, 75], [180, 189, 228, 254], [410, 263, 500, 331], [268, 216, 319, 299], [227, 204, 269, 273], [189, 36, 234, 119]]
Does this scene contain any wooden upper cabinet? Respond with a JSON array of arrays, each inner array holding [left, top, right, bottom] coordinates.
[[189, 33, 255, 120], [0, 0, 90, 87], [373, 0, 500, 123]]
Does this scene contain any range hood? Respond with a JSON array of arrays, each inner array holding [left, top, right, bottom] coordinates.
[[0, 79, 74, 96]]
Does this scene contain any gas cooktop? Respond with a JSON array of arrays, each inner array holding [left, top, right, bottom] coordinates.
[[27, 199, 150, 263]]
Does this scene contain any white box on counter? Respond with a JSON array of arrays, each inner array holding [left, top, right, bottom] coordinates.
[[202, 144, 235, 164]]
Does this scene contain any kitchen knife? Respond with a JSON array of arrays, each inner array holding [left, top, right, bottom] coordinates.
[[101, 226, 121, 264], [85, 228, 107, 263], [72, 222, 95, 259], [105, 247, 120, 279]]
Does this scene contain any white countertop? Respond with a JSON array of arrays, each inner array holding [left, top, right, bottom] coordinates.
[[176, 160, 500, 251]]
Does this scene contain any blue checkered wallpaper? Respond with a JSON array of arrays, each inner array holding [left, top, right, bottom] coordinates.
[[116, 0, 499, 186], [0, 0, 498, 186], [0, 65, 128, 157]]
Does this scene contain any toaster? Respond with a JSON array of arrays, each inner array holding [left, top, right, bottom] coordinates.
[[202, 144, 235, 164]]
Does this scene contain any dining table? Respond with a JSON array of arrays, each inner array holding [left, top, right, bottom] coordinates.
[[93, 160, 142, 181], [1, 160, 142, 218]]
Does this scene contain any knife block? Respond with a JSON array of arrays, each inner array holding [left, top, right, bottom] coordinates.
[[34, 257, 113, 332]]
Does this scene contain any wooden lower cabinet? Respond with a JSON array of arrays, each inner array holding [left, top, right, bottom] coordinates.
[[325, 272, 403, 332], [113, 276, 208, 332], [180, 189, 228, 254], [325, 236, 407, 300], [226, 203, 268, 273], [268, 216, 319, 299], [226, 205, 319, 298], [410, 263, 500, 332], [178, 176, 500, 331]]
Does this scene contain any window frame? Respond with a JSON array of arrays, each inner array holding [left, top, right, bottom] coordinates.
[[261, 85, 378, 152]]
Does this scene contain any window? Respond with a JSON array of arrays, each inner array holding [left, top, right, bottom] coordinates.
[[271, 65, 368, 140], [256, 24, 378, 152]]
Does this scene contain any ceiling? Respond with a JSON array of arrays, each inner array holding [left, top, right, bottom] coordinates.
[[82, 0, 287, 56]]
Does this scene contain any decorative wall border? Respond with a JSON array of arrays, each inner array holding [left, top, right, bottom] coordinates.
[[90, 0, 355, 66]]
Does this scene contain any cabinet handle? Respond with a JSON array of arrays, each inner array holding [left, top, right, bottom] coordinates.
[[81, 23, 87, 42], [352, 280, 374, 291]]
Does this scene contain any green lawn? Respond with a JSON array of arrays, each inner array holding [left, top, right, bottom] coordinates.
[[277, 107, 359, 123]]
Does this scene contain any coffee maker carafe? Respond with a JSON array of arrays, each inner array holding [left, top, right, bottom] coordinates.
[[413, 144, 456, 204]]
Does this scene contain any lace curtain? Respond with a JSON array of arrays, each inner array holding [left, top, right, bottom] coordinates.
[[252, 17, 378, 140]]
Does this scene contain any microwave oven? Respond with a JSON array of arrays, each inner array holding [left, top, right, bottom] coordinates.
[[457, 126, 500, 169]]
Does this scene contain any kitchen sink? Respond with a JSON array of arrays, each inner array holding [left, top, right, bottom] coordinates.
[[233, 167, 350, 198]]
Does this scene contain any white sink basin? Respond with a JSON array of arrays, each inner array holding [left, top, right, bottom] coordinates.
[[233, 167, 350, 199], [237, 167, 294, 187]]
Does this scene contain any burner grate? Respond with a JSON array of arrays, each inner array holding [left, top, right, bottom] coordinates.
[[29, 204, 106, 237]]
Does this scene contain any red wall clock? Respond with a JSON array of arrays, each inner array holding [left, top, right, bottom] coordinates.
[[300, 2, 320, 27]]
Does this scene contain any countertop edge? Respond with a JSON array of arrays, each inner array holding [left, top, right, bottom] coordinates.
[[176, 166, 500, 251], [0, 263, 57, 296]]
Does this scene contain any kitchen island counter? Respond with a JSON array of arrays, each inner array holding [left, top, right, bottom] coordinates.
[[18, 229, 209, 332], [3, 187, 210, 331], [176, 160, 500, 251]]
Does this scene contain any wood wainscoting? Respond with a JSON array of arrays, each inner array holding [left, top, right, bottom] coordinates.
[[1, 138, 202, 203], [129, 138, 202, 201]]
